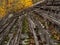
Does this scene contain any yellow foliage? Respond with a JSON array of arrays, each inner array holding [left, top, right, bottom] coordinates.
[[13, 0, 33, 12], [8, 0, 14, 3], [24, 0, 33, 7], [20, 0, 33, 8], [0, 6, 6, 18], [0, 0, 33, 18], [13, 1, 23, 12], [0, 0, 6, 18]]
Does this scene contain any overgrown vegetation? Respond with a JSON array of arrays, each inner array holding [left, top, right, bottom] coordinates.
[[22, 16, 30, 45]]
